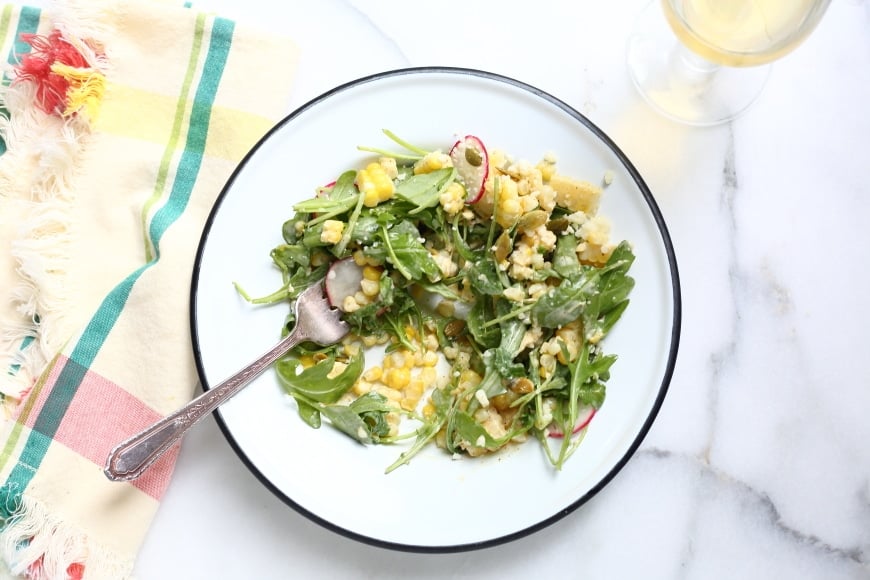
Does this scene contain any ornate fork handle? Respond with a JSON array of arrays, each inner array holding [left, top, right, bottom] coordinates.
[[104, 324, 312, 482]]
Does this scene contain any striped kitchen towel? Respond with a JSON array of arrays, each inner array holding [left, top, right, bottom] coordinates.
[[0, 0, 298, 577]]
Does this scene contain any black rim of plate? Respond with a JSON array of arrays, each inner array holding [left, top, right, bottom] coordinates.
[[189, 66, 682, 554]]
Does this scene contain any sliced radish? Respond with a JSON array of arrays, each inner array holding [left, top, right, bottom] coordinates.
[[449, 135, 489, 204], [324, 257, 364, 311], [547, 406, 597, 439]]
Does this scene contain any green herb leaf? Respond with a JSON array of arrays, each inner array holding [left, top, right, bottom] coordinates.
[[318, 392, 393, 444], [394, 167, 454, 210], [451, 411, 499, 450], [276, 349, 364, 404], [349, 392, 392, 439], [467, 297, 500, 349], [295, 399, 322, 429], [293, 171, 359, 224], [319, 405, 374, 444], [530, 271, 599, 329], [466, 255, 504, 296], [379, 221, 442, 281], [553, 234, 581, 279]]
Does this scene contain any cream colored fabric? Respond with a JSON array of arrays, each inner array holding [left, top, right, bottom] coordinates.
[[0, 1, 298, 577]]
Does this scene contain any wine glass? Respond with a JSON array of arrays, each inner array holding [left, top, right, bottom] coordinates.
[[627, 0, 832, 126]]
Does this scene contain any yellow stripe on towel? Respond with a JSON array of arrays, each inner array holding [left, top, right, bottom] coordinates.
[[94, 83, 273, 161]]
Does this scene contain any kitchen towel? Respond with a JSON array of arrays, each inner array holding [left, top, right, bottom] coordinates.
[[0, 0, 298, 577]]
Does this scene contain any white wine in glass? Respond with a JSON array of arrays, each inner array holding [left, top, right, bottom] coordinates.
[[627, 0, 831, 125]]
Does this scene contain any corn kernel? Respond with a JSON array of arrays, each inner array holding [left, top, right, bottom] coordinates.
[[407, 378, 424, 396], [439, 181, 465, 215], [423, 334, 439, 351], [387, 351, 405, 369], [520, 194, 539, 213], [419, 366, 438, 386], [357, 162, 395, 207], [360, 279, 380, 297], [414, 151, 451, 175], [363, 366, 383, 382], [362, 265, 382, 281], [422, 351, 439, 367], [537, 161, 556, 181], [375, 385, 403, 402], [352, 380, 372, 396], [501, 198, 521, 216], [379, 156, 399, 179], [363, 189, 381, 208], [320, 220, 344, 245], [458, 369, 482, 390], [385, 367, 411, 390], [342, 295, 360, 313]]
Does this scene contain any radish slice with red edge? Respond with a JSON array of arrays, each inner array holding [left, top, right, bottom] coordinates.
[[449, 135, 488, 203], [324, 257, 364, 311], [547, 406, 597, 439]]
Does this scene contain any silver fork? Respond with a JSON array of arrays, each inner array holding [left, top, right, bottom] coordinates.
[[103, 280, 350, 482]]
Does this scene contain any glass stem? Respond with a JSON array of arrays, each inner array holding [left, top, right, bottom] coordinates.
[[666, 42, 721, 95]]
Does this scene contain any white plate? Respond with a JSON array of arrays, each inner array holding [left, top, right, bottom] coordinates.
[[191, 67, 681, 551]]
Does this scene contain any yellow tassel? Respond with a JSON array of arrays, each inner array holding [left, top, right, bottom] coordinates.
[[50, 62, 106, 121]]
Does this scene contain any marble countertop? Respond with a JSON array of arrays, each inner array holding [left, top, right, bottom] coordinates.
[[133, 1, 870, 578]]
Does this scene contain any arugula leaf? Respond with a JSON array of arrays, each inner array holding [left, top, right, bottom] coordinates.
[[275, 349, 364, 404], [465, 254, 504, 296], [394, 167, 454, 211], [349, 392, 392, 439], [296, 399, 321, 429], [467, 297, 500, 349], [292, 170, 359, 225], [484, 347, 525, 381], [553, 234, 581, 279], [580, 241, 636, 341], [495, 298, 527, 355], [272, 243, 309, 271], [379, 220, 442, 281], [348, 214, 380, 245], [451, 411, 500, 450], [530, 270, 599, 329], [319, 392, 391, 444]]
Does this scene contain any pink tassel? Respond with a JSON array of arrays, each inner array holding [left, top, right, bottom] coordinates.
[[13, 29, 101, 117]]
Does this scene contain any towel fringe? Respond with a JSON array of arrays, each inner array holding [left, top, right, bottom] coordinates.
[[1, 493, 132, 580], [0, 76, 88, 407]]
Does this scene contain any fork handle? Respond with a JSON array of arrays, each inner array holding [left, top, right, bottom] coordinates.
[[103, 329, 305, 482]]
